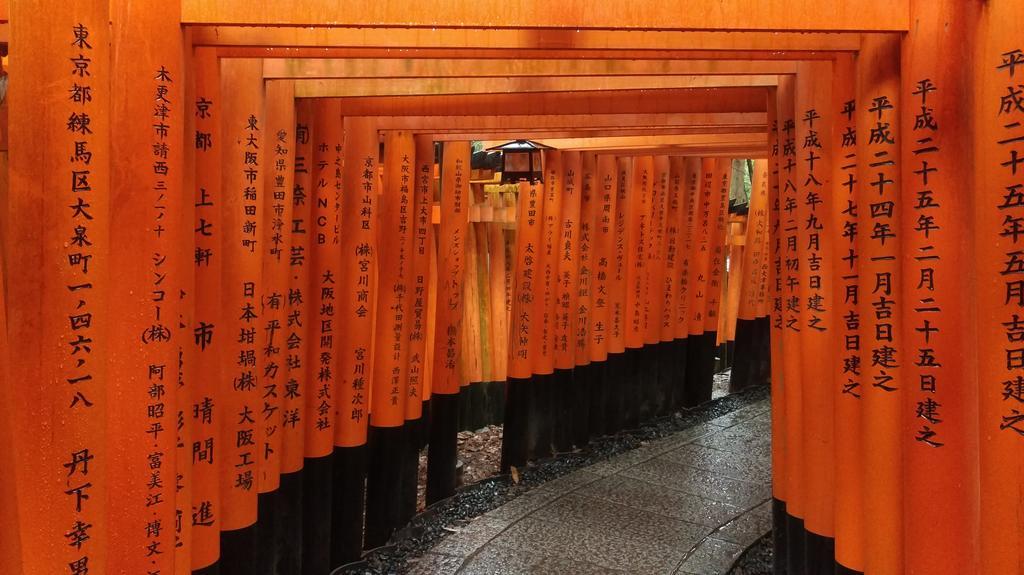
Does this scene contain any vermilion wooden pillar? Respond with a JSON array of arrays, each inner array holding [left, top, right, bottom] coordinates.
[[703, 158, 730, 395], [857, 34, 904, 575], [974, 1, 1024, 573], [624, 156, 651, 425], [8, 7, 113, 574], [365, 130, 416, 548], [776, 74, 807, 574], [765, 86, 789, 575], [304, 99, 342, 572], [660, 157, 685, 409], [684, 158, 718, 407], [108, 3, 185, 572], [555, 151, 583, 448], [610, 156, 632, 430], [577, 152, 598, 442], [190, 46, 224, 574], [255, 78, 296, 574], [402, 134, 435, 519], [502, 178, 545, 471], [426, 141, 471, 501], [732, 158, 770, 392], [279, 97, 313, 575], [218, 58, 264, 574], [676, 157, 701, 410], [528, 149, 561, 455], [794, 59, 836, 571], [593, 154, 620, 435], [830, 52, 865, 575], [649, 156, 672, 414], [333, 114, 376, 566], [901, 4, 982, 573]]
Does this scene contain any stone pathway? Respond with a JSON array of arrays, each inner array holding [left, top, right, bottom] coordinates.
[[407, 397, 772, 574]]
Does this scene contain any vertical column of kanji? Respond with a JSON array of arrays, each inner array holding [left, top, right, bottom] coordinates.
[[458, 187, 483, 430], [554, 151, 581, 451], [107, 3, 184, 572], [501, 178, 544, 472], [721, 210, 744, 371], [676, 157, 701, 411], [607, 157, 630, 432], [9, 8, 111, 573], [634, 156, 658, 420], [765, 87, 789, 575], [670, 157, 694, 410], [309, 100, 345, 572], [278, 98, 311, 575], [576, 152, 597, 443], [189, 47, 222, 573], [648, 156, 671, 415], [701, 159, 729, 401], [332, 114, 377, 567], [856, 34, 904, 575], [402, 135, 434, 520], [733, 159, 769, 392], [217, 57, 264, 574], [527, 149, 560, 457], [830, 52, 863, 575], [426, 141, 471, 500], [776, 74, 807, 574], [621, 156, 648, 426], [902, 3, 982, 573], [365, 130, 415, 548], [974, 2, 1024, 573], [660, 157, 684, 407], [590, 155, 617, 436], [253, 79, 294, 573], [684, 158, 715, 407], [794, 60, 837, 571]]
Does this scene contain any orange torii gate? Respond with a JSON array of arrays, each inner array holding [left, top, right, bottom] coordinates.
[[5, 2, 1024, 575]]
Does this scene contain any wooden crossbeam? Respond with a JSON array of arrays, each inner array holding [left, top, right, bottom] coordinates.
[[181, 2, 907, 31], [368, 112, 766, 130], [290, 75, 779, 97], [263, 58, 799, 79]]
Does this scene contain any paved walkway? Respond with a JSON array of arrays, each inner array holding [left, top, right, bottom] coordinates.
[[409, 397, 773, 574]]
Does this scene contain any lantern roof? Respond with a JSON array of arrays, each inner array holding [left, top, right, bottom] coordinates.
[[485, 139, 554, 152]]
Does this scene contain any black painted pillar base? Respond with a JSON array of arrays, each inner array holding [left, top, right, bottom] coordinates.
[[399, 418, 422, 525], [672, 338, 689, 412], [298, 454, 334, 574], [786, 513, 807, 575], [220, 524, 257, 575], [683, 332, 715, 407], [804, 530, 836, 575], [553, 368, 574, 453], [426, 392, 460, 504], [730, 318, 756, 392], [457, 383, 474, 432], [329, 445, 365, 569], [656, 340, 674, 415], [624, 348, 643, 429], [605, 352, 626, 435], [588, 360, 608, 439], [365, 424, 409, 549], [725, 340, 735, 370], [526, 372, 554, 460], [193, 560, 222, 575], [757, 316, 773, 385], [501, 376, 529, 472], [419, 399, 432, 448], [772, 498, 788, 575], [835, 561, 865, 574], [481, 380, 507, 428], [255, 488, 282, 575], [571, 363, 591, 447], [637, 344, 658, 422], [276, 468, 303, 575]]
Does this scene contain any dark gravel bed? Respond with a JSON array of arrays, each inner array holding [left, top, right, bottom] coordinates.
[[728, 532, 774, 574], [337, 383, 771, 575]]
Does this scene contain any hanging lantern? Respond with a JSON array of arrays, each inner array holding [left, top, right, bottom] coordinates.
[[487, 139, 552, 183]]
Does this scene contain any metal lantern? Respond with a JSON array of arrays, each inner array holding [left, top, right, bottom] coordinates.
[[486, 139, 552, 183]]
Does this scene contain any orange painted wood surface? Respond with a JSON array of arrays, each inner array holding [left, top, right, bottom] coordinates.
[[336, 115, 376, 447], [406, 135, 436, 419], [218, 57, 264, 531], [555, 151, 582, 369], [431, 142, 472, 394]]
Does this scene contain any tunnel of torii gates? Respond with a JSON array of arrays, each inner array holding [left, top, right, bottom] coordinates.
[[0, 1, 1023, 575]]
